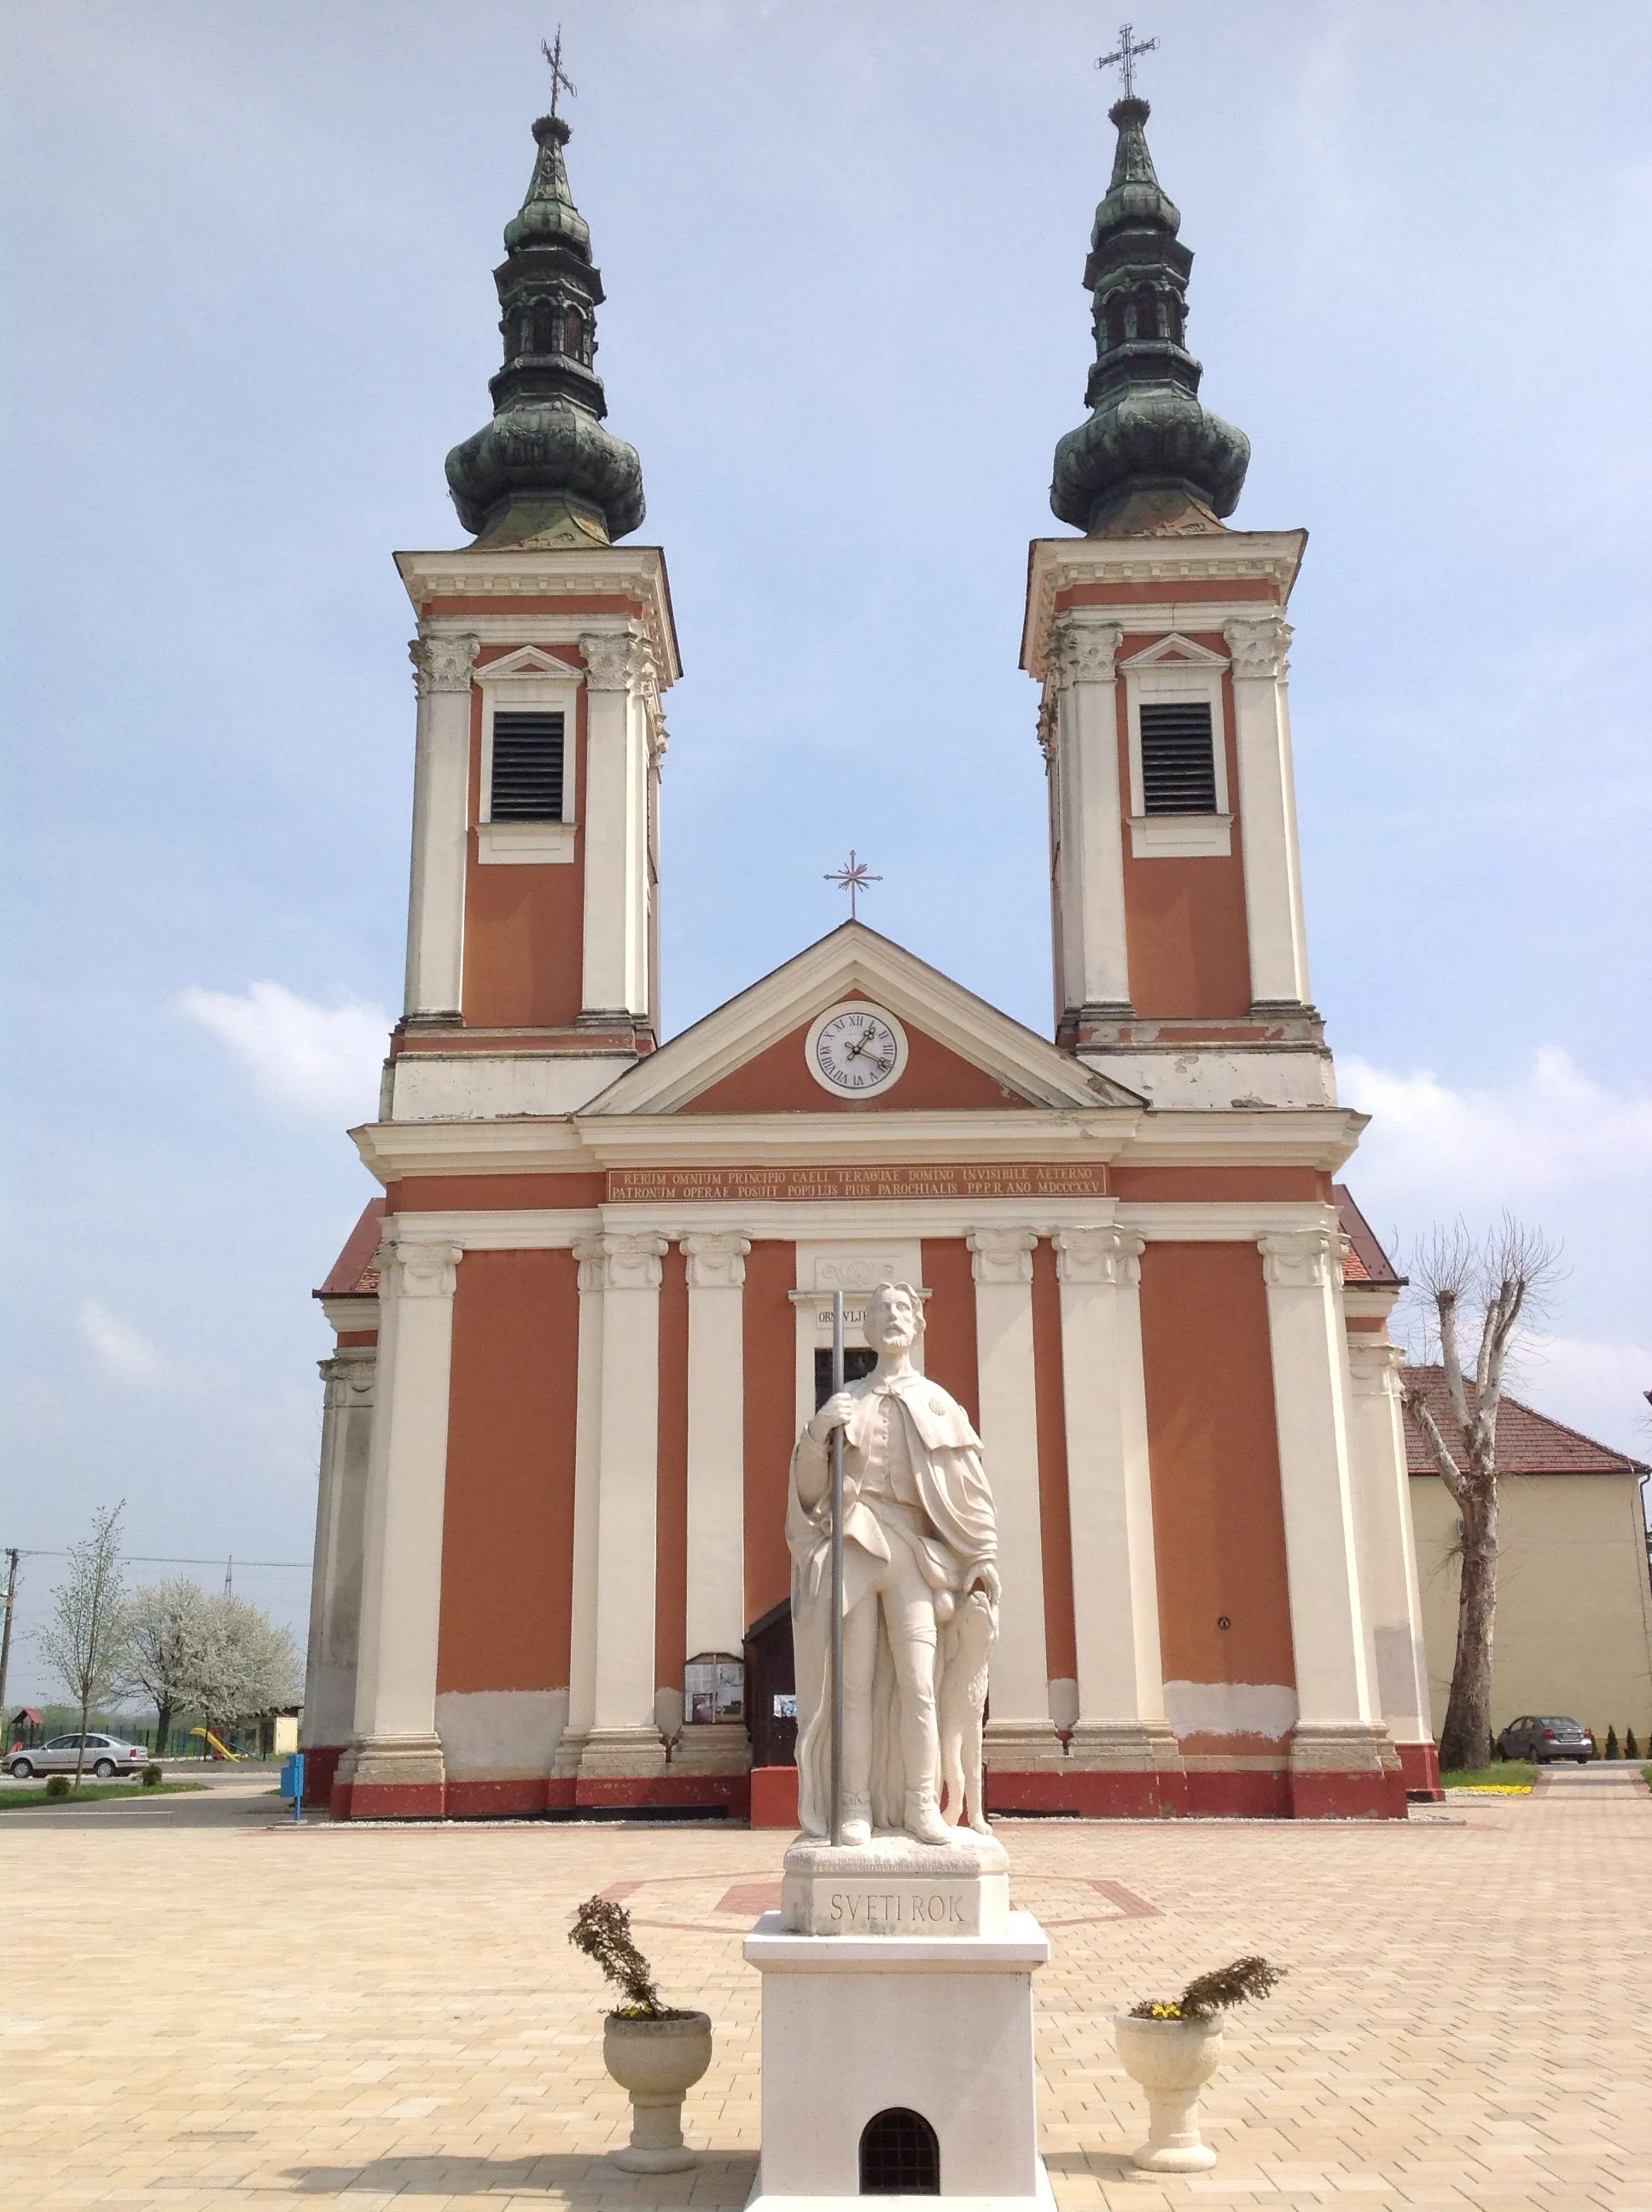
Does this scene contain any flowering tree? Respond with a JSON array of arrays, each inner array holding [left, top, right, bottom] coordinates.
[[181, 1592, 301, 1738], [116, 1577, 209, 1755], [37, 1503, 125, 1785]]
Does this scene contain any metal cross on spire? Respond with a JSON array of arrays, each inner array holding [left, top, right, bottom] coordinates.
[[824, 850, 881, 921], [1096, 22, 1158, 99], [540, 27, 577, 122]]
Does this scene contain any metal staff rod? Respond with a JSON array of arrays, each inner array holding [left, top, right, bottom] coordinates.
[[829, 1290, 846, 1848]]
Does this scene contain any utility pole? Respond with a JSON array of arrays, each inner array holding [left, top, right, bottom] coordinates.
[[0, 1548, 20, 1735]]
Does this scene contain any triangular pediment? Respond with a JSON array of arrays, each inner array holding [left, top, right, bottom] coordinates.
[[1120, 632, 1229, 669], [579, 924, 1144, 1117], [474, 645, 584, 682]]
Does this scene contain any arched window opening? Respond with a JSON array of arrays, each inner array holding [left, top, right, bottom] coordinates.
[[1105, 298, 1127, 351], [564, 306, 585, 361], [858, 2109, 939, 2197], [1132, 289, 1160, 342], [531, 300, 559, 355]]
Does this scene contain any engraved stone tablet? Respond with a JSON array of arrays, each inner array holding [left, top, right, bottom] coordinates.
[[780, 1830, 1010, 1939]]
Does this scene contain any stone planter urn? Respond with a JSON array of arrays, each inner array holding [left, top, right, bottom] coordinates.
[[1113, 2011, 1224, 2173], [602, 2011, 713, 2173]]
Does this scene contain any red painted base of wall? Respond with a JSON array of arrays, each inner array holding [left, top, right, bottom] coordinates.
[[1289, 1766, 1410, 1820], [302, 1744, 344, 1810], [327, 1761, 1410, 1825], [1396, 1740, 1444, 1801], [750, 1765, 800, 1828]]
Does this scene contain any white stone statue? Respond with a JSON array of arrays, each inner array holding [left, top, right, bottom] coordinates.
[[788, 1281, 1000, 1848]]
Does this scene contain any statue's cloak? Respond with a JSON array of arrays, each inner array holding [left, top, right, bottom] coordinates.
[[786, 1372, 997, 1836]]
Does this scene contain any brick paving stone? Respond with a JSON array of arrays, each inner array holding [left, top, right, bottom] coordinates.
[[1, 1775, 1647, 2208]]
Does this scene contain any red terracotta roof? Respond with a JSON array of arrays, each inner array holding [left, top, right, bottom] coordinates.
[[1333, 1185, 1402, 1287], [1401, 1365, 1647, 1477], [315, 1197, 386, 1299]]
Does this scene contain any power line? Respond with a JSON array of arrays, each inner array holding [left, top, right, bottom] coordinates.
[[8, 1550, 308, 1569]]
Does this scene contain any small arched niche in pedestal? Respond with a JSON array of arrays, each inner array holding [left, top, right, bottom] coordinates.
[[858, 2108, 940, 2196]]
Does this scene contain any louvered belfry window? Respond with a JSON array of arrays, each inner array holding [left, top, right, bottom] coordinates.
[[1138, 700, 1218, 815], [489, 710, 565, 821]]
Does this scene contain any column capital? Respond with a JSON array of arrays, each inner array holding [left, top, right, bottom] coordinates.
[[968, 1226, 1038, 1286], [682, 1231, 752, 1289], [1053, 1225, 1144, 1287], [1048, 612, 1123, 688], [1345, 1336, 1406, 1381], [318, 1348, 377, 1407], [578, 1231, 670, 1291], [1223, 614, 1292, 681], [1258, 1227, 1342, 1290], [408, 632, 479, 696], [579, 627, 643, 691], [375, 1240, 462, 1300]]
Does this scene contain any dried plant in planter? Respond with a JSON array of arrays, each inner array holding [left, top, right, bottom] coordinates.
[[1130, 1955, 1285, 2022], [569, 1896, 691, 2020]]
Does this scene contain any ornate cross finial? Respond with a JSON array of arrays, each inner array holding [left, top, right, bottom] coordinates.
[[1096, 22, 1158, 99], [824, 850, 881, 922], [540, 27, 577, 123]]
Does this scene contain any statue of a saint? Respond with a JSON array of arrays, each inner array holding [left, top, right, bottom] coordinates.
[[788, 1282, 1000, 1848]]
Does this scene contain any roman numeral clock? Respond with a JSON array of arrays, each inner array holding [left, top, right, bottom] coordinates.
[[805, 1003, 909, 1096]]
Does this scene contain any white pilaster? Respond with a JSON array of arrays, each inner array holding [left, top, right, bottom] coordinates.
[[968, 1228, 1061, 1765], [1258, 1228, 1387, 1775], [341, 1240, 462, 1791], [301, 1347, 376, 1753], [683, 1233, 751, 1658], [404, 633, 478, 1023], [1346, 1336, 1434, 1745], [555, 1238, 608, 1777], [1053, 1228, 1179, 1768], [579, 629, 653, 1023], [1225, 616, 1311, 1009], [1048, 614, 1131, 1022], [579, 1231, 670, 1778]]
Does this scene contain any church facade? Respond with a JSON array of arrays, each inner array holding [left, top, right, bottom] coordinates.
[[301, 84, 1440, 1822]]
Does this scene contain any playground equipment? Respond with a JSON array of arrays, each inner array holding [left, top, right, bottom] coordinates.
[[189, 1726, 240, 1761]]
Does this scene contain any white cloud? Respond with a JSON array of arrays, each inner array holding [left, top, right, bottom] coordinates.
[[177, 981, 388, 1120], [1339, 1047, 1652, 1203], [78, 1301, 170, 1386]]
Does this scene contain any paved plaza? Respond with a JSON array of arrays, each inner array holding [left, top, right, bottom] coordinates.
[[3, 1769, 1648, 2209]]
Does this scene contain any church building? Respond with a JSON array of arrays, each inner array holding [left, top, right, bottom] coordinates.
[[300, 80, 1441, 1822]]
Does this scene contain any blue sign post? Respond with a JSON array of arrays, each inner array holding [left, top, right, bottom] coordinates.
[[278, 1751, 305, 1824]]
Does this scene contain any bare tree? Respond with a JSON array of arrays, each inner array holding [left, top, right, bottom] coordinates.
[[37, 1503, 126, 1786], [1402, 1217, 1560, 1773], [116, 1577, 209, 1756], [182, 1592, 301, 1741]]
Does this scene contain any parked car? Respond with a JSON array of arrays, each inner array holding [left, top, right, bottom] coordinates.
[[1495, 1714, 1595, 1764], [8, 1733, 148, 1780]]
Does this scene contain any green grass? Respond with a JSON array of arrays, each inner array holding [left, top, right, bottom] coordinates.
[[1440, 1762, 1540, 1790], [0, 1780, 210, 1811]]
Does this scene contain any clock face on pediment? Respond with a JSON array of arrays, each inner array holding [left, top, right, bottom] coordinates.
[[805, 1002, 909, 1097]]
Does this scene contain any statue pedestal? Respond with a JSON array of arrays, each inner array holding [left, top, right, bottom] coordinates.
[[743, 1895, 1050, 2210], [780, 1829, 1010, 1938]]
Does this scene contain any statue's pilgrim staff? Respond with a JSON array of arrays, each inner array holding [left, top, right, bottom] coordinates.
[[829, 1290, 846, 1848]]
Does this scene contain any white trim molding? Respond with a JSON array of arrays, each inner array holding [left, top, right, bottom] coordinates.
[[476, 646, 582, 867], [1120, 633, 1232, 860]]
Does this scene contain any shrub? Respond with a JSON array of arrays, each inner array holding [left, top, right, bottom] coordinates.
[[1605, 1726, 1620, 1761], [569, 1896, 689, 2020], [1130, 1955, 1286, 2023], [142, 1763, 164, 1788], [1626, 1727, 1640, 1761], [44, 1774, 71, 1800]]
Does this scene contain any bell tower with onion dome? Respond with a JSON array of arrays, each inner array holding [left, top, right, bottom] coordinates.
[[1026, 85, 1328, 1114]]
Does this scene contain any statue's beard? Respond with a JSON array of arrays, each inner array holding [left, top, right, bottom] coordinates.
[[871, 1321, 917, 1354]]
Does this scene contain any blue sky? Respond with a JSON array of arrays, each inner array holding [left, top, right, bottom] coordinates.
[[3, 3, 1649, 1697]]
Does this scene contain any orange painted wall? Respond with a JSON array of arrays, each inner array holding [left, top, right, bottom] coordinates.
[[1137, 1244, 1294, 1727], [742, 1241, 798, 1628], [684, 1010, 1034, 1114], [1031, 1240, 1078, 1682], [1109, 1168, 1331, 1204], [1118, 655, 1253, 1019], [388, 1174, 606, 1212], [655, 1244, 689, 1688], [437, 1249, 579, 1693], [919, 1240, 980, 1427], [462, 684, 588, 1029], [1055, 579, 1281, 612]]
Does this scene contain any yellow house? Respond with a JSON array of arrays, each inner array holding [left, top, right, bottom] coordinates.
[[1405, 1371, 1652, 1745]]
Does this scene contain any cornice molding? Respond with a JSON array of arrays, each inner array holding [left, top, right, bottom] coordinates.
[[395, 544, 681, 684], [1020, 529, 1306, 683]]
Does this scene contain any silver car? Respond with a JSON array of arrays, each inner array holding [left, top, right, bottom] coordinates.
[[9, 1733, 149, 1781]]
